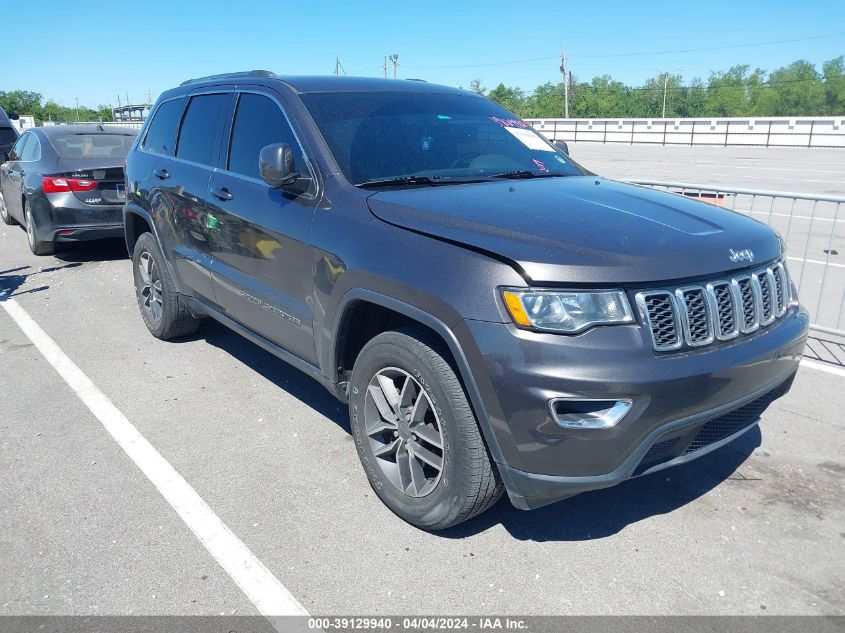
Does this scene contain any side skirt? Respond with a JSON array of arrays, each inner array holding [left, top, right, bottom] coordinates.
[[183, 295, 346, 402]]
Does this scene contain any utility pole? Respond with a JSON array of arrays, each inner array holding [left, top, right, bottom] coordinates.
[[559, 46, 569, 118], [388, 54, 399, 79], [661, 73, 669, 118], [383, 56, 388, 79], [335, 57, 340, 76], [146, 90, 153, 105], [75, 97, 80, 123]]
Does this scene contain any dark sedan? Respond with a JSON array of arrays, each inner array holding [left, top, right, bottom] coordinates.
[[0, 124, 137, 255]]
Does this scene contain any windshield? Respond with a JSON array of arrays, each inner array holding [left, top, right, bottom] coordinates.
[[301, 91, 585, 185], [49, 133, 136, 159]]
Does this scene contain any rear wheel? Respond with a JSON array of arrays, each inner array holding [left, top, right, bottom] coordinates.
[[24, 200, 54, 256], [0, 190, 16, 225], [132, 232, 199, 340], [349, 328, 503, 530]]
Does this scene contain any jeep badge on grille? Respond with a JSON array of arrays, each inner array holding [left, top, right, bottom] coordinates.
[[729, 248, 755, 263]]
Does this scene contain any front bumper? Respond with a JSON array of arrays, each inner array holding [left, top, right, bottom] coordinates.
[[459, 304, 809, 510]]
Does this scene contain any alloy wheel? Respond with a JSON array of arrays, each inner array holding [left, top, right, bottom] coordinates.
[[138, 251, 164, 323], [364, 367, 445, 497], [25, 205, 35, 247]]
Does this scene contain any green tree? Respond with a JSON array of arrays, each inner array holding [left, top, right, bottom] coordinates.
[[0, 90, 42, 116], [767, 60, 825, 115], [469, 78, 486, 95], [486, 83, 526, 115], [822, 56, 845, 115], [705, 65, 752, 116]]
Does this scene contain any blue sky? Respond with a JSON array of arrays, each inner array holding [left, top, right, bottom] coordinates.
[[6, 0, 844, 109]]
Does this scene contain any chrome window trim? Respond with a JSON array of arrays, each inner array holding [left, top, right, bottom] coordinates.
[[139, 95, 186, 154], [674, 285, 714, 347], [635, 290, 683, 352], [705, 280, 739, 341]]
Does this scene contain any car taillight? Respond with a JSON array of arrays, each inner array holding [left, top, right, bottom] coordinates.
[[42, 177, 98, 193]]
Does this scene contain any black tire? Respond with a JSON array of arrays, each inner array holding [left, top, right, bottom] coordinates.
[[0, 190, 16, 225], [24, 200, 54, 256], [349, 328, 503, 530], [132, 232, 200, 340]]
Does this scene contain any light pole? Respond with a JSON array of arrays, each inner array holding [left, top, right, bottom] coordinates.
[[650, 68, 682, 118], [75, 97, 80, 123]]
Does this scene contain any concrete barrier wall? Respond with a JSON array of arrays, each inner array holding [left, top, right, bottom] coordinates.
[[526, 117, 845, 148]]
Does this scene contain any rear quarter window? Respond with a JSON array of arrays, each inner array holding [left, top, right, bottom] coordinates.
[[20, 135, 40, 161], [142, 98, 184, 156]]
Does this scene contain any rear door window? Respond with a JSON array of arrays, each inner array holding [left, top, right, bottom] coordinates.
[[142, 98, 184, 156], [227, 93, 306, 180], [176, 94, 229, 166]]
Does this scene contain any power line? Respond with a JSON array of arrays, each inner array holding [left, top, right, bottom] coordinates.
[[402, 32, 844, 70]]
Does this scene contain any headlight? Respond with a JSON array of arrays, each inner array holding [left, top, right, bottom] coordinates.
[[502, 288, 634, 333]]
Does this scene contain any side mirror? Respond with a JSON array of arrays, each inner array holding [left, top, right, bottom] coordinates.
[[554, 140, 570, 156], [259, 143, 299, 188], [8, 112, 19, 121]]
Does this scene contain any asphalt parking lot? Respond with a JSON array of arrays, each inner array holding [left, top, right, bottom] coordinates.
[[1, 146, 844, 618]]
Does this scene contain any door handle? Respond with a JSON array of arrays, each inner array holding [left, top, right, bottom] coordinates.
[[153, 168, 170, 179], [211, 187, 233, 201]]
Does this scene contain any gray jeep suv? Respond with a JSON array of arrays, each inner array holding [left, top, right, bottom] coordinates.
[[123, 71, 808, 529]]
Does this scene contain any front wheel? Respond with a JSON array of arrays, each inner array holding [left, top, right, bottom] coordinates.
[[349, 328, 503, 530], [132, 232, 199, 340]]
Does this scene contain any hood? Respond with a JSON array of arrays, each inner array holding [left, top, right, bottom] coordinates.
[[366, 177, 781, 284]]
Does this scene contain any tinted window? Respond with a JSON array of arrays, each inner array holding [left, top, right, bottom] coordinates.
[[50, 133, 135, 159], [20, 135, 39, 161], [143, 99, 184, 156], [177, 94, 228, 166], [301, 91, 584, 185], [0, 127, 17, 146], [10, 134, 29, 160], [228, 93, 305, 180]]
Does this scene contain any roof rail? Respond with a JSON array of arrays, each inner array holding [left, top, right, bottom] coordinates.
[[180, 70, 277, 86]]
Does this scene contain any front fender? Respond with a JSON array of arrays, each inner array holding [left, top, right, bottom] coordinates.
[[327, 287, 518, 470]]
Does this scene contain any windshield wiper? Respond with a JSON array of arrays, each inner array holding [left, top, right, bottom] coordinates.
[[491, 170, 571, 179], [356, 175, 489, 189]]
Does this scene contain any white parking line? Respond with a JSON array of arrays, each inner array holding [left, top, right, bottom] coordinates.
[[786, 255, 845, 269], [748, 211, 843, 223], [801, 358, 845, 379], [0, 296, 308, 618]]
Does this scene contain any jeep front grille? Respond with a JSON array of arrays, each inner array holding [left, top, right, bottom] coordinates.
[[635, 261, 790, 352]]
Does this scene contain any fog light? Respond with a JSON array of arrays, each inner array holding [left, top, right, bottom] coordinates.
[[550, 398, 632, 429]]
